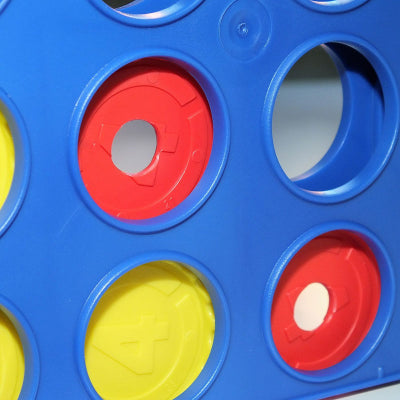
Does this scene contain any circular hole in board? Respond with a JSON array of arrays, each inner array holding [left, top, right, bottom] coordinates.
[[269, 41, 397, 202], [103, 0, 134, 7], [0, 93, 30, 238], [97, 0, 205, 26], [0, 307, 25, 400], [273, 45, 343, 180], [0, 110, 15, 211], [271, 230, 381, 371], [85, 260, 215, 400], [295, 0, 370, 12], [78, 58, 213, 221]]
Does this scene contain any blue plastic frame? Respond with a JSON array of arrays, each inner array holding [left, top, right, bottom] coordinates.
[[76, 252, 230, 400], [0, 0, 399, 399]]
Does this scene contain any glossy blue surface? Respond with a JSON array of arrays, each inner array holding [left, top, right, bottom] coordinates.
[[0, 1, 399, 399]]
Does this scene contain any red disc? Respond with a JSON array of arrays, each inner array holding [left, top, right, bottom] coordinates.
[[78, 59, 213, 220], [271, 231, 381, 371]]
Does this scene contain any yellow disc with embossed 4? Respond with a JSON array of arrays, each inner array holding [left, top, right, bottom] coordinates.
[[0, 309, 25, 400], [0, 111, 14, 209], [85, 261, 215, 400]]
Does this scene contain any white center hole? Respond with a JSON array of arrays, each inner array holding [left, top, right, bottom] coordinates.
[[294, 282, 330, 331], [111, 120, 157, 175]]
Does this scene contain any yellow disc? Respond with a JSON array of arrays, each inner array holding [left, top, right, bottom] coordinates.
[[85, 261, 215, 400], [0, 111, 15, 209], [0, 309, 25, 400]]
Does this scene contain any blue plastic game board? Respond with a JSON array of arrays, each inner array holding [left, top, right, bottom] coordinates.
[[0, 0, 399, 399]]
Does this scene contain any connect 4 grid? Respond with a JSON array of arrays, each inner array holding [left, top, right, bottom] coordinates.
[[0, 0, 399, 399]]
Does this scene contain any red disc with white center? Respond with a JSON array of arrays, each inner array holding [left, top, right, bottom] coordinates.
[[271, 230, 381, 371], [78, 59, 213, 220]]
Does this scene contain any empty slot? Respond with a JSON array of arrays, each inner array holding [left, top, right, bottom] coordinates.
[[270, 42, 396, 201], [99, 0, 203, 25], [273, 46, 343, 180], [103, 0, 134, 8]]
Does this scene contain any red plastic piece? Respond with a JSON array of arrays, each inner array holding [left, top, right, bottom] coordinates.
[[271, 231, 381, 371], [78, 59, 213, 220]]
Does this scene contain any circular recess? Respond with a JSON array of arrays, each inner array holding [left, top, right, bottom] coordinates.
[[272, 231, 381, 370], [0, 92, 30, 237], [91, 0, 205, 26], [0, 111, 15, 210], [266, 39, 399, 203], [79, 256, 229, 400], [264, 225, 394, 381], [78, 59, 212, 221], [273, 46, 343, 179], [0, 308, 24, 400], [73, 54, 228, 232], [295, 0, 370, 13], [0, 297, 40, 400]]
